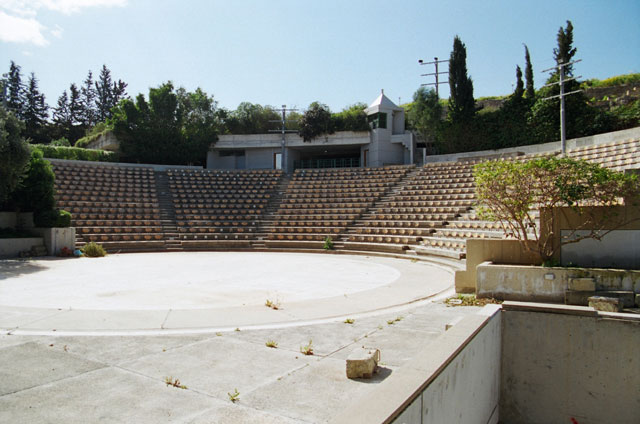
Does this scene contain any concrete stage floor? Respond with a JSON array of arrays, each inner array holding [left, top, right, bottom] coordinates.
[[0, 252, 479, 423], [0, 252, 452, 335]]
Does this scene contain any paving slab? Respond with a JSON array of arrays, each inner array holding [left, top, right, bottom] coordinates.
[[0, 341, 106, 395], [0, 366, 219, 424], [243, 356, 393, 423], [118, 336, 316, 401]]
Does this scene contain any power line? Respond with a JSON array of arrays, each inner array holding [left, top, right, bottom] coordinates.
[[418, 57, 449, 97], [541, 59, 583, 155], [269, 104, 298, 173]]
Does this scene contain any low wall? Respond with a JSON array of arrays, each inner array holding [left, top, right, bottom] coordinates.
[[32, 227, 75, 255], [0, 212, 34, 229], [501, 302, 640, 424], [425, 126, 640, 163], [476, 263, 640, 302], [0, 237, 43, 257], [455, 239, 541, 293], [331, 306, 502, 424], [47, 158, 202, 171]]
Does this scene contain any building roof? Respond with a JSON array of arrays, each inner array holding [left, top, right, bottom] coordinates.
[[365, 89, 403, 115]]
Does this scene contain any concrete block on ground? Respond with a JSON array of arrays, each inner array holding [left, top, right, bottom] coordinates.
[[568, 277, 595, 292], [565, 290, 595, 306], [588, 296, 623, 312], [346, 347, 380, 379], [636, 293, 640, 307], [597, 290, 635, 308]]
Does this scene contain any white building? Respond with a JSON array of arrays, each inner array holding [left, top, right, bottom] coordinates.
[[207, 91, 416, 172]]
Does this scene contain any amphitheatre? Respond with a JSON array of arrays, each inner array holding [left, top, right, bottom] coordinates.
[[1, 102, 639, 421]]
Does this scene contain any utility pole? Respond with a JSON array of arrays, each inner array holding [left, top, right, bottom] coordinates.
[[269, 105, 298, 173], [541, 59, 582, 155], [418, 57, 449, 97]]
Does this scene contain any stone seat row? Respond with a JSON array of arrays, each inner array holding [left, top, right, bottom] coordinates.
[[177, 220, 256, 228], [267, 233, 339, 241], [278, 202, 371, 210], [63, 206, 160, 216], [173, 198, 268, 206], [57, 192, 155, 202], [272, 219, 350, 227], [281, 195, 378, 204], [53, 165, 154, 174], [57, 200, 158, 209], [172, 190, 271, 199], [402, 182, 475, 191], [389, 193, 476, 202], [375, 206, 468, 215], [347, 234, 419, 245], [73, 212, 161, 221], [353, 227, 434, 237], [420, 237, 466, 251], [79, 226, 162, 235], [180, 226, 256, 234], [269, 226, 344, 234], [385, 199, 474, 208], [168, 173, 280, 181], [56, 181, 154, 189], [175, 213, 258, 221], [397, 187, 476, 196], [286, 186, 387, 195], [74, 219, 162, 227], [170, 185, 275, 193], [275, 213, 359, 221], [180, 233, 252, 241], [370, 212, 455, 221], [81, 233, 164, 243], [359, 219, 445, 228]]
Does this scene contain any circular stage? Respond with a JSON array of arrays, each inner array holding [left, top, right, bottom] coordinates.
[[0, 252, 454, 335]]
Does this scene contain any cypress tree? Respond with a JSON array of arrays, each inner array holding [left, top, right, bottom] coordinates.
[[23, 72, 49, 143], [6, 61, 25, 119], [514, 65, 525, 100], [524, 44, 535, 99], [448, 36, 475, 122]]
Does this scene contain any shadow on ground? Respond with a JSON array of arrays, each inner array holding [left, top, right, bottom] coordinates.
[[0, 258, 52, 280]]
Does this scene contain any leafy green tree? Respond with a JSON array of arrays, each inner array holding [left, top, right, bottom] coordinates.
[[524, 44, 535, 99], [298, 102, 334, 142], [12, 149, 57, 226], [553, 20, 577, 75], [448, 36, 475, 123], [407, 87, 442, 144], [513, 66, 525, 100], [474, 157, 639, 262], [112, 82, 219, 165], [0, 107, 30, 206], [223, 102, 280, 134], [23, 72, 49, 144], [332, 103, 369, 132]]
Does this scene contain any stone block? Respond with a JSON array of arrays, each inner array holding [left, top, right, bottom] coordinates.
[[346, 347, 380, 379], [597, 290, 635, 308], [568, 277, 595, 292], [565, 290, 595, 306], [588, 296, 623, 312]]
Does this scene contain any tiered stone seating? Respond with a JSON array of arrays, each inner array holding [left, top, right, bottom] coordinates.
[[567, 138, 640, 171], [344, 162, 478, 256], [53, 162, 164, 251], [168, 169, 282, 249], [266, 165, 413, 248]]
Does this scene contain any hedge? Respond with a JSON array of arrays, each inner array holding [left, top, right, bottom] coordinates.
[[30, 144, 118, 162]]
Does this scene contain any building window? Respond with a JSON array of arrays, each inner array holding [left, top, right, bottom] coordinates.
[[219, 150, 245, 157], [367, 112, 387, 129]]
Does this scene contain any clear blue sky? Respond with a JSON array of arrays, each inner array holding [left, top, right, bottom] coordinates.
[[1, 0, 639, 113]]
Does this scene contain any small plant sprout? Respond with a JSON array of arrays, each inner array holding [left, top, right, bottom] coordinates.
[[344, 318, 355, 324], [164, 376, 187, 390], [234, 327, 241, 332], [265, 340, 278, 348], [387, 316, 403, 325], [300, 339, 314, 356], [228, 388, 240, 403], [265, 299, 281, 310]]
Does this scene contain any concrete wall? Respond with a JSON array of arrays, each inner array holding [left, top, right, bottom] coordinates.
[[0, 237, 43, 257], [500, 302, 640, 424], [542, 205, 640, 269], [477, 263, 640, 301], [331, 306, 502, 424], [425, 126, 640, 163], [455, 239, 541, 293], [48, 158, 202, 171], [32, 227, 75, 255]]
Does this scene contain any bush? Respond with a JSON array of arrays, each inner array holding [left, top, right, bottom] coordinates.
[[34, 209, 72, 228], [323, 236, 334, 250], [30, 144, 118, 162], [51, 137, 71, 147], [82, 242, 107, 257], [13, 149, 56, 214]]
